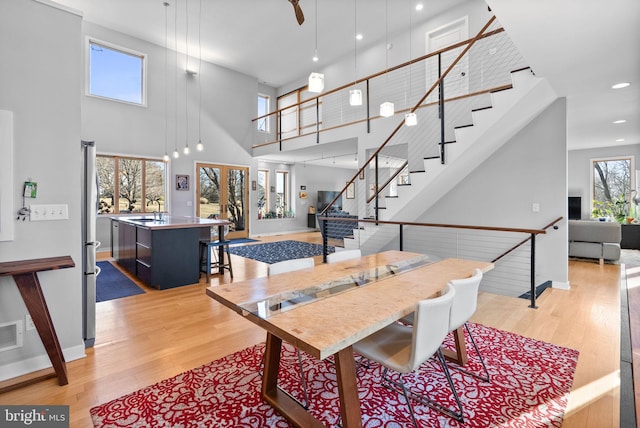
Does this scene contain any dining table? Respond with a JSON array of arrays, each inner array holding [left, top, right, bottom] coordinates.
[[206, 250, 494, 428]]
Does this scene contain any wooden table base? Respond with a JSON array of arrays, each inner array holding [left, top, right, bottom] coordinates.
[[442, 327, 469, 366], [0, 256, 74, 389], [262, 333, 363, 428]]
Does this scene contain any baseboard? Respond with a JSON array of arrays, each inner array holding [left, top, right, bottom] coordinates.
[[0, 344, 86, 382], [552, 280, 570, 290]]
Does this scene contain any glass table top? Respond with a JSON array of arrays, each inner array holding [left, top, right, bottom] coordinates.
[[240, 253, 439, 319]]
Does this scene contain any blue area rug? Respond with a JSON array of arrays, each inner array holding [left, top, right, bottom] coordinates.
[[228, 240, 334, 264], [96, 261, 145, 302]]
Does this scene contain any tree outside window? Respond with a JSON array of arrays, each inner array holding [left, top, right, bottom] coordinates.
[[592, 157, 634, 222], [257, 169, 269, 219], [275, 170, 291, 217], [97, 155, 166, 214]]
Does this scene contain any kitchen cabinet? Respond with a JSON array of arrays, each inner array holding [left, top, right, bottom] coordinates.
[[116, 217, 207, 289], [117, 220, 137, 275]]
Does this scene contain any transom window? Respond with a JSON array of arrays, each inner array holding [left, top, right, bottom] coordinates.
[[97, 155, 167, 214], [88, 39, 146, 105], [257, 94, 270, 132]]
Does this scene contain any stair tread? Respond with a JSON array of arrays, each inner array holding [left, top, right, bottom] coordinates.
[[454, 124, 474, 129], [511, 66, 532, 74], [472, 106, 493, 112]]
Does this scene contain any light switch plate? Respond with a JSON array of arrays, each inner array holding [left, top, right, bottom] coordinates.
[[29, 204, 69, 221]]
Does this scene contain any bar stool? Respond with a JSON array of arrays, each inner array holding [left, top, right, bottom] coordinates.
[[199, 225, 233, 281]]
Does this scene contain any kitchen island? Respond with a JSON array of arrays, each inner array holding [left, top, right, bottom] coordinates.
[[112, 216, 230, 289]]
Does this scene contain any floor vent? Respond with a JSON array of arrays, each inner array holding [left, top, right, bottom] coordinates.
[[0, 321, 23, 352]]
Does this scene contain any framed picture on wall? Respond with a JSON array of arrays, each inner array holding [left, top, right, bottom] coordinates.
[[346, 182, 355, 199], [176, 174, 189, 191]]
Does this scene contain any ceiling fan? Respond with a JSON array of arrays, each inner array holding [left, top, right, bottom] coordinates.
[[287, 0, 304, 25]]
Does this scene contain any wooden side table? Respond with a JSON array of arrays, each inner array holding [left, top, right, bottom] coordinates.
[[0, 256, 75, 389]]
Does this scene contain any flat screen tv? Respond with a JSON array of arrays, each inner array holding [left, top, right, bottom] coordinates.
[[568, 196, 581, 220], [317, 191, 342, 213]]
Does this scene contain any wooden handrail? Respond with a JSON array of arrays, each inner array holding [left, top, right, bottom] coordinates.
[[316, 216, 550, 236], [366, 161, 408, 204], [252, 82, 513, 149], [252, 26, 505, 125], [321, 15, 498, 216], [491, 216, 563, 263]]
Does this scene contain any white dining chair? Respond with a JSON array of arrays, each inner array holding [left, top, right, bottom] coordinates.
[[401, 268, 489, 382], [326, 249, 361, 263], [268, 257, 314, 275], [353, 284, 463, 425], [265, 257, 315, 409]]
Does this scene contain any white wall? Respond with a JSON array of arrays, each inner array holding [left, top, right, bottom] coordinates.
[[278, 1, 492, 96], [568, 144, 640, 220], [81, 21, 260, 245], [0, 0, 85, 376], [419, 98, 568, 286]]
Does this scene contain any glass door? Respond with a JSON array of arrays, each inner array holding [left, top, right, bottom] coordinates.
[[196, 163, 249, 239]]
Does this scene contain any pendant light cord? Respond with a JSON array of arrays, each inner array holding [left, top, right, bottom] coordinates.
[[174, 0, 179, 156], [164, 2, 169, 160], [184, 0, 189, 153], [197, 0, 202, 144]]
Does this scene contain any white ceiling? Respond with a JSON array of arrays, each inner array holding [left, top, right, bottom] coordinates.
[[51, 0, 639, 168]]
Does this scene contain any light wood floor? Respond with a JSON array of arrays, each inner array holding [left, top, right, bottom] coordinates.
[[0, 232, 621, 427]]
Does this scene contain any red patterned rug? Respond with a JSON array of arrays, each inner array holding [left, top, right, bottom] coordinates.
[[90, 323, 578, 427]]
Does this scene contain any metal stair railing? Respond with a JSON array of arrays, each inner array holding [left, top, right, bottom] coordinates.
[[318, 216, 564, 308]]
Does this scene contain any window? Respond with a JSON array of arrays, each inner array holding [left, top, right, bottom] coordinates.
[[257, 94, 270, 132], [257, 169, 269, 219], [88, 39, 146, 105], [276, 87, 321, 140], [591, 156, 634, 220], [97, 155, 166, 214], [275, 171, 290, 217]]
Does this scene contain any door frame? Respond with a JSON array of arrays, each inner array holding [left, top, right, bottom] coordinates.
[[425, 16, 469, 103], [196, 162, 249, 240]]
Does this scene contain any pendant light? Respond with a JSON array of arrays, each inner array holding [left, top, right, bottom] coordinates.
[[404, 0, 417, 126], [379, 0, 394, 117], [196, 0, 204, 151], [172, 0, 180, 159], [308, 0, 324, 93], [183, 0, 190, 155], [162, 2, 170, 162], [349, 0, 362, 106]]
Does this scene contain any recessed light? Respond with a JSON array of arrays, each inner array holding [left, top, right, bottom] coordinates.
[[616, 139, 625, 142], [613, 119, 627, 124], [612, 82, 630, 89], [415, 4, 424, 11], [356, 33, 363, 40]]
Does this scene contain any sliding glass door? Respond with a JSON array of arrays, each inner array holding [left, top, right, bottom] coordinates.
[[196, 163, 249, 239]]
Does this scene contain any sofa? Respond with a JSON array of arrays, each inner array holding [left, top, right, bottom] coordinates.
[[568, 220, 621, 263]]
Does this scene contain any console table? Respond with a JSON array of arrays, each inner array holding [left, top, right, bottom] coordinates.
[[0, 256, 75, 389]]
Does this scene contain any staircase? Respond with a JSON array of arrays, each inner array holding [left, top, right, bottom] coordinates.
[[344, 68, 558, 254]]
